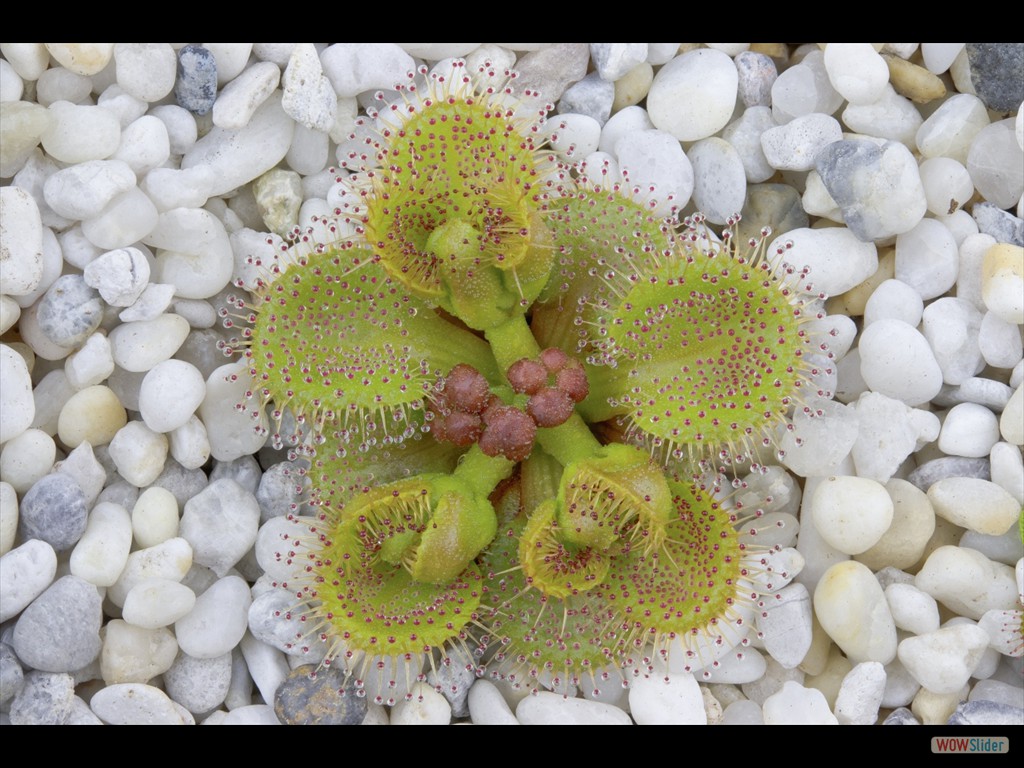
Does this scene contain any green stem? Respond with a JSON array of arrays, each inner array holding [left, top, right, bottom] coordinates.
[[453, 444, 514, 497], [484, 314, 542, 370]]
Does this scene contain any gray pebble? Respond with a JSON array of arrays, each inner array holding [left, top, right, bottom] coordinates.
[[96, 480, 140, 511], [934, 377, 1013, 412], [36, 275, 103, 349], [152, 459, 208, 507], [274, 664, 368, 725], [65, 695, 103, 724], [210, 455, 262, 494], [947, 699, 1024, 726], [163, 650, 232, 715], [882, 706, 920, 725], [18, 472, 88, 551], [738, 183, 809, 244], [735, 51, 778, 108], [0, 642, 24, 705], [514, 43, 590, 103], [256, 460, 309, 523], [965, 43, 1024, 112], [12, 575, 103, 673], [427, 646, 478, 718], [8, 671, 75, 725], [248, 588, 325, 663], [907, 456, 990, 491], [972, 202, 1024, 247], [559, 72, 615, 126], [175, 44, 218, 115]]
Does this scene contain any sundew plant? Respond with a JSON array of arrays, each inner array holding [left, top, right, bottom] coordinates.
[[225, 59, 830, 704]]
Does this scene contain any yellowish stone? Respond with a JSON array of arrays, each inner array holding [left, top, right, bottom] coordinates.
[[827, 248, 895, 317], [57, 385, 127, 449], [883, 54, 947, 103], [982, 243, 1024, 325], [612, 62, 653, 112], [44, 43, 113, 75]]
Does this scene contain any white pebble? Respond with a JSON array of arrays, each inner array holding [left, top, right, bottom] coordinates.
[[777, 400, 859, 478], [841, 84, 922, 146], [131, 486, 179, 549], [64, 333, 115, 390], [108, 314, 190, 373], [647, 49, 737, 141], [979, 311, 1023, 370], [168, 416, 212, 470], [149, 105, 197, 155], [938, 403, 1000, 458], [107, 421, 168, 487], [967, 118, 1024, 209], [915, 545, 1018, 621], [0, 429, 55, 493], [982, 244, 1024, 326], [0, 187, 44, 297], [180, 479, 260, 577], [916, 93, 989, 164], [90, 683, 190, 725], [851, 392, 939, 483], [762, 680, 838, 724], [281, 44, 336, 133], [1002, 384, 1023, 445], [80, 186, 159, 251], [756, 583, 813, 669], [628, 672, 706, 724], [212, 61, 280, 131], [922, 297, 984, 385], [823, 43, 888, 105], [768, 226, 878, 298], [0, 539, 57, 623], [42, 159, 137, 221], [41, 102, 121, 163], [138, 359, 206, 434], [858, 319, 943, 407], [686, 137, 746, 225], [69, 502, 132, 587], [990, 441, 1024, 504], [771, 52, 843, 123], [898, 624, 991, 694], [834, 661, 886, 725], [112, 116, 170, 176], [515, 691, 632, 725], [761, 113, 843, 172], [114, 43, 176, 103], [175, 575, 251, 659], [144, 208, 233, 300], [721, 106, 775, 183], [548, 113, 601, 161], [812, 476, 893, 555], [101, 619, 178, 684], [118, 283, 176, 323], [919, 157, 974, 216], [467, 679, 519, 725], [82, 247, 151, 307], [198, 362, 269, 462], [108, 537, 192, 608], [863, 279, 923, 327], [814, 560, 897, 664], [389, 682, 452, 726], [321, 43, 416, 99], [885, 583, 940, 636], [927, 477, 1020, 536], [614, 129, 693, 216]]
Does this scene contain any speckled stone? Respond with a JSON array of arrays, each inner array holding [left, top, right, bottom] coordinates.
[[973, 202, 1024, 247], [8, 671, 75, 725], [36, 275, 103, 349], [883, 706, 920, 725], [175, 45, 217, 116], [907, 457, 989, 491], [965, 43, 1024, 112], [274, 664, 368, 725], [0, 642, 24, 705], [947, 699, 1024, 726], [18, 472, 88, 551], [12, 575, 103, 673]]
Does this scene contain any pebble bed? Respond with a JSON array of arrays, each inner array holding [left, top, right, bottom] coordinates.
[[0, 43, 1022, 726]]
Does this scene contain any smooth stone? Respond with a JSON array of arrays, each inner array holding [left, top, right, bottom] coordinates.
[[0, 428, 55, 494], [144, 207, 233, 300], [320, 43, 416, 99], [180, 92, 295, 200], [64, 333, 115, 389], [212, 61, 280, 130], [57, 384, 127, 449], [687, 137, 746, 225], [858, 319, 943, 407], [468, 679, 519, 725], [42, 159, 136, 220], [82, 246, 150, 307], [990, 441, 1024, 504], [559, 72, 613, 125], [1002, 384, 1024, 445], [771, 226, 879, 300], [590, 43, 647, 82], [611, 62, 653, 112], [0, 345, 34, 444], [69, 502, 132, 587], [614, 128, 693, 216], [770, 51, 843, 123], [927, 477, 1020, 535], [17, 472, 88, 551], [967, 119, 1024, 210], [114, 43, 176, 102], [843, 82, 924, 146], [108, 537, 192, 607], [101, 619, 178, 684], [36, 274, 102, 348], [762, 680, 838, 724], [515, 690, 632, 725], [757, 583, 813, 669], [0, 101, 53, 177], [760, 112, 843, 172], [198, 362, 269, 461], [80, 186, 159, 250], [915, 546, 1018, 621], [0, 539, 57, 623], [982, 244, 1024, 326], [814, 561, 897, 664], [175, 575, 251, 659], [138, 359, 206, 434], [949, 699, 1024, 726], [965, 43, 1024, 112], [628, 672, 706, 724], [812, 476, 894, 555], [91, 683, 190, 724], [916, 93, 989, 165], [12, 575, 102, 672], [863, 279, 923, 327], [908, 456, 990, 490], [851, 392, 938, 484], [122, 578, 196, 629], [0, 187, 44, 296], [823, 43, 888, 105], [647, 48, 737, 141], [816, 139, 926, 242], [922, 297, 984, 385], [274, 664, 368, 725], [41, 102, 121, 164], [777, 400, 859, 478], [834, 661, 886, 725], [722, 106, 775, 183], [548, 113, 601, 161], [180, 478, 260, 577], [898, 624, 991, 694], [886, 582, 940, 635], [107, 421, 168, 487], [8, 671, 74, 725], [856, 479, 935, 571]]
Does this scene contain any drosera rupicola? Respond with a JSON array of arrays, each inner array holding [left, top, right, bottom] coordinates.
[[230, 56, 830, 707]]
